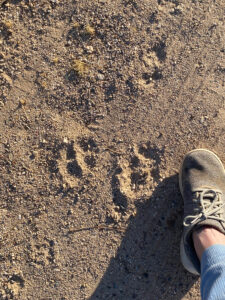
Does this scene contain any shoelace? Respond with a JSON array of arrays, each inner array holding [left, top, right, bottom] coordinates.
[[183, 189, 225, 227]]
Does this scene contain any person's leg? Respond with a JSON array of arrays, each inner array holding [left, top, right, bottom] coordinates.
[[179, 149, 225, 299], [193, 226, 225, 260], [193, 226, 225, 299]]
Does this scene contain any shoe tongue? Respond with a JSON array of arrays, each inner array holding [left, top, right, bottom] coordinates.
[[196, 219, 225, 234]]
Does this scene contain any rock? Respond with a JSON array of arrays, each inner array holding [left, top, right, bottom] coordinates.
[[85, 45, 94, 53], [63, 137, 69, 144], [2, 72, 13, 85], [97, 73, 104, 80]]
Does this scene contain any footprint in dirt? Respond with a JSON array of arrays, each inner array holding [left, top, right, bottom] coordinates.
[[66, 141, 83, 178], [2, 273, 25, 299], [27, 238, 56, 266], [78, 137, 99, 169], [140, 40, 166, 86], [113, 143, 164, 201], [56, 137, 99, 188]]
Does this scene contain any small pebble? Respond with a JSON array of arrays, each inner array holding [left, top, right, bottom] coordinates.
[[97, 73, 104, 80], [63, 137, 69, 144], [85, 45, 94, 53]]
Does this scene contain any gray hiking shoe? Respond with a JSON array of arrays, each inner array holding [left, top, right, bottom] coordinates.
[[179, 149, 225, 275]]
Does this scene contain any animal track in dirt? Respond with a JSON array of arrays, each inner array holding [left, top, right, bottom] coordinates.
[[78, 137, 99, 153], [27, 238, 56, 267], [152, 41, 167, 62], [66, 142, 83, 178], [157, 0, 182, 19], [1, 273, 25, 299], [112, 143, 164, 201], [111, 166, 128, 213], [139, 39, 166, 86], [57, 136, 99, 188]]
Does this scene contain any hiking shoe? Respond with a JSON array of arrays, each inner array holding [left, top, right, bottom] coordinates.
[[179, 149, 225, 275]]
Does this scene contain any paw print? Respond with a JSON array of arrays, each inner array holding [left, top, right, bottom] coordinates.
[[28, 238, 56, 267], [114, 143, 164, 200], [57, 137, 99, 188], [139, 40, 166, 86]]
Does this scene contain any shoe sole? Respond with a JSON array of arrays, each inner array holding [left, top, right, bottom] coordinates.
[[179, 148, 225, 275]]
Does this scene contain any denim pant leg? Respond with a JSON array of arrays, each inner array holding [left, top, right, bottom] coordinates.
[[201, 244, 225, 300]]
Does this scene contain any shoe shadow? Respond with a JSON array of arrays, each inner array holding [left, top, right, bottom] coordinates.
[[89, 175, 198, 300]]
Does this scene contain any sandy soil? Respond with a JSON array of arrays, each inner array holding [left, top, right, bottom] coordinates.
[[0, 0, 224, 299]]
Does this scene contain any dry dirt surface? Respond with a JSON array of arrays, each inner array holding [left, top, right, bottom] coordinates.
[[0, 0, 224, 299]]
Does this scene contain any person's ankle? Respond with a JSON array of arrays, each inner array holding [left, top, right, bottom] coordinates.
[[193, 226, 225, 260]]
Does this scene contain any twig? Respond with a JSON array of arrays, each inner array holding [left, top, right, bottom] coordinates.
[[104, 148, 123, 155], [68, 224, 126, 234]]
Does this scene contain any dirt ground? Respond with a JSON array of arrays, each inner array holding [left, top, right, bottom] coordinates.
[[0, 0, 224, 299]]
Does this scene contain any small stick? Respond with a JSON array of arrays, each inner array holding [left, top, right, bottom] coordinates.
[[104, 148, 123, 155], [68, 224, 126, 234]]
